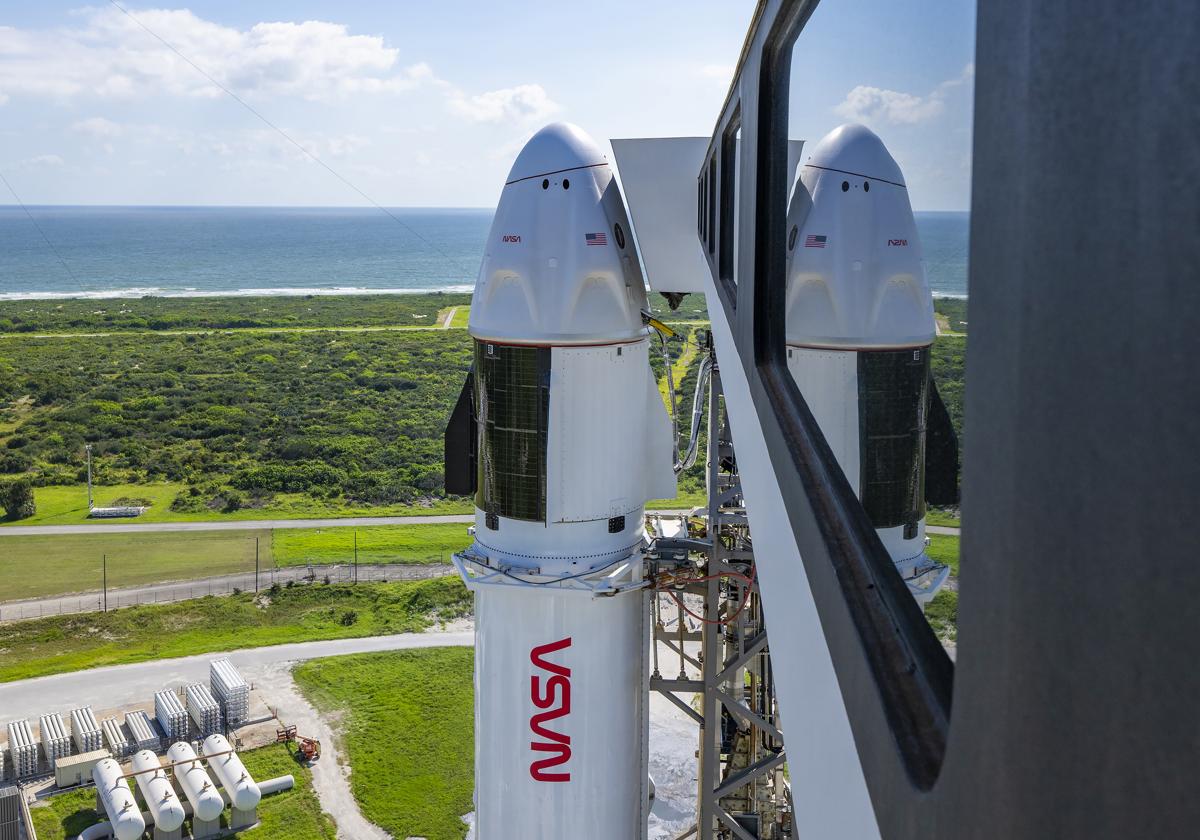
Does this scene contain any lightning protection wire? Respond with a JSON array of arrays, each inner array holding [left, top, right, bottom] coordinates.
[[106, 0, 477, 279]]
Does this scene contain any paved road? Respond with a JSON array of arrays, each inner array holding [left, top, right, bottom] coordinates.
[[0, 631, 474, 722], [0, 512, 961, 538], [442, 306, 458, 329], [0, 563, 455, 623], [0, 513, 476, 536]]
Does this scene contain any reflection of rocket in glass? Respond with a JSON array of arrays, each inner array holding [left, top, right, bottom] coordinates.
[[784, 123, 957, 605], [445, 122, 675, 840]]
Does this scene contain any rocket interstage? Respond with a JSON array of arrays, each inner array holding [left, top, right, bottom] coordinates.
[[783, 123, 957, 605], [448, 123, 675, 840]]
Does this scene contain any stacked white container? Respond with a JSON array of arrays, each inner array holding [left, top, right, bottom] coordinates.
[[185, 684, 223, 737], [70, 707, 104, 754], [7, 720, 38, 778], [39, 713, 71, 765], [124, 711, 160, 752], [155, 689, 188, 742], [209, 659, 250, 725], [101, 718, 132, 758]]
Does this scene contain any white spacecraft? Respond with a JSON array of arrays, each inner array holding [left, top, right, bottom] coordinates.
[[446, 122, 676, 840], [446, 121, 952, 839], [784, 123, 957, 604]]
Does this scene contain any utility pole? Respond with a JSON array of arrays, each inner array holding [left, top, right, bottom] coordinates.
[[353, 530, 359, 584], [85, 444, 94, 511], [102, 554, 107, 612], [255, 537, 260, 593]]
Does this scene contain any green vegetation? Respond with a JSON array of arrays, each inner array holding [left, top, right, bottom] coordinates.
[[0, 293, 470, 334], [934, 298, 969, 333], [0, 523, 470, 602], [0, 529, 267, 601], [932, 335, 966, 464], [294, 648, 474, 840], [0, 576, 471, 683], [0, 476, 34, 519], [273, 522, 470, 567], [2, 482, 471, 527], [239, 743, 338, 840], [28, 744, 335, 840], [924, 534, 960, 642], [926, 507, 961, 527]]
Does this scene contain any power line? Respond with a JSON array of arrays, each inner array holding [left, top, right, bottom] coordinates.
[[106, 0, 476, 278], [0, 170, 80, 283]]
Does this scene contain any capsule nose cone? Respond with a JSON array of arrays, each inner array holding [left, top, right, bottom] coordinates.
[[506, 122, 608, 184], [806, 123, 905, 186]]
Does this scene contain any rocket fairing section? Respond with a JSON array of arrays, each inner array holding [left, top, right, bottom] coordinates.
[[784, 123, 952, 604], [453, 122, 674, 840]]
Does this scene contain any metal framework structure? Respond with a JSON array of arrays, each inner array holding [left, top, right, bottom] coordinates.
[[649, 350, 792, 840]]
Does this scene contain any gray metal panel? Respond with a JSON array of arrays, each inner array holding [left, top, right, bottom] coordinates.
[[703, 0, 1200, 836]]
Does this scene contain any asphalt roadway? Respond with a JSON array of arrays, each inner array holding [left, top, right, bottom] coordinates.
[[0, 631, 474, 723], [0, 513, 961, 537]]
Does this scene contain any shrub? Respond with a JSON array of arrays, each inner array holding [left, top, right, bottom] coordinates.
[[339, 610, 358, 627], [1, 479, 36, 521]]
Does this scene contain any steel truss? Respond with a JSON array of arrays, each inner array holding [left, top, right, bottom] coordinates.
[[647, 352, 793, 840]]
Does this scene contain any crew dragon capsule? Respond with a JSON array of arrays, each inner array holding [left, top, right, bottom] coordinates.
[[445, 123, 675, 840], [784, 123, 958, 604]]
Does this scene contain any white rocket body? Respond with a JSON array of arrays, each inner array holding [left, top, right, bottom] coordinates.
[[460, 122, 675, 840], [784, 124, 947, 603]]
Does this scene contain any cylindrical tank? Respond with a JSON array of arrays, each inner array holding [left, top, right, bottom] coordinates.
[[459, 122, 674, 840], [784, 123, 948, 604], [92, 757, 146, 840], [130, 749, 185, 832], [167, 741, 224, 822], [202, 734, 261, 811]]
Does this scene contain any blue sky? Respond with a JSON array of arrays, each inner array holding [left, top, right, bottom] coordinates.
[[0, 2, 976, 209]]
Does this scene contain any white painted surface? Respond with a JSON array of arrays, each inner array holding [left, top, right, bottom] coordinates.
[[167, 741, 224, 822], [92, 757, 145, 840], [785, 123, 934, 350], [202, 734, 260, 812], [610, 137, 711, 295], [707, 292, 883, 838], [469, 123, 649, 345], [472, 584, 647, 840], [130, 749, 185, 832]]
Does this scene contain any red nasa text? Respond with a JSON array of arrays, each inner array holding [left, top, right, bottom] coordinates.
[[529, 637, 572, 782]]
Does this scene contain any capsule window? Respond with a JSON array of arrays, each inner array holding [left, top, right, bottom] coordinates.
[[842, 180, 850, 192], [542, 179, 549, 190], [864, 181, 871, 193], [788, 225, 798, 250], [614, 222, 626, 249], [563, 178, 570, 190]]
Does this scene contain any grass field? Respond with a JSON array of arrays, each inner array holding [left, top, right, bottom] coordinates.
[[0, 482, 474, 527], [0, 576, 471, 683], [294, 647, 474, 840], [28, 743, 335, 840], [449, 306, 471, 328], [925, 534, 960, 641], [926, 508, 962, 528], [0, 522, 471, 602]]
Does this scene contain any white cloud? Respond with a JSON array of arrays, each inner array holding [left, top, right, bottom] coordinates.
[[835, 64, 974, 127], [72, 117, 123, 138], [14, 154, 64, 170], [448, 84, 560, 124], [0, 8, 435, 103]]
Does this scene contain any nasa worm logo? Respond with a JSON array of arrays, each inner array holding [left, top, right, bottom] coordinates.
[[502, 234, 522, 243], [888, 239, 909, 247], [529, 637, 572, 782]]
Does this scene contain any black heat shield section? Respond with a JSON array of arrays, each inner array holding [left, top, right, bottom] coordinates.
[[924, 378, 959, 507], [443, 367, 476, 497]]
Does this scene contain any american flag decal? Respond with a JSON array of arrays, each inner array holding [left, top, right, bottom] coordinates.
[[805, 235, 827, 248], [585, 232, 607, 246]]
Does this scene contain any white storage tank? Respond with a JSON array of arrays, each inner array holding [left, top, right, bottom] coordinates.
[[70, 706, 104, 754], [201, 734, 260, 812], [130, 749, 185, 832], [92, 757, 146, 840], [166, 741, 224, 822], [101, 718, 132, 758], [7, 720, 38, 779], [39, 713, 71, 766], [124, 710, 160, 752]]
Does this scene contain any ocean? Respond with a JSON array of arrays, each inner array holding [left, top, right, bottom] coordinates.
[[0, 206, 969, 300]]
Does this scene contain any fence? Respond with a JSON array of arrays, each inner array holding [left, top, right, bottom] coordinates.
[[0, 562, 455, 624]]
